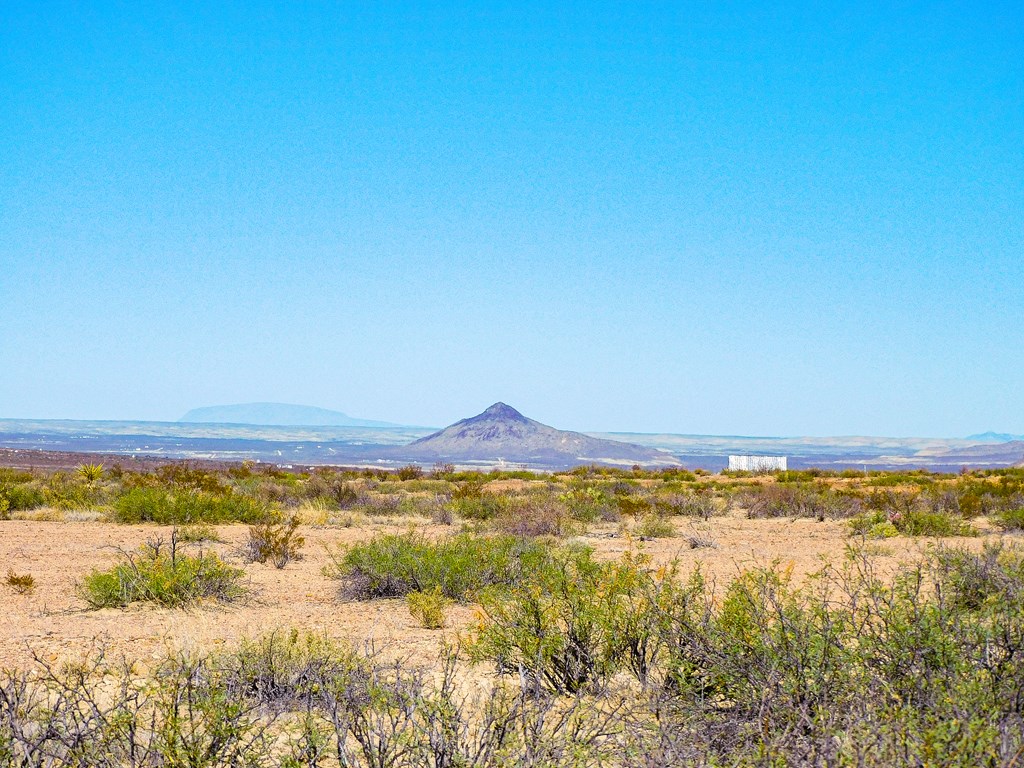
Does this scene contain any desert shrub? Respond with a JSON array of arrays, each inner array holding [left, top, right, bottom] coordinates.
[[427, 495, 454, 525], [868, 520, 899, 538], [471, 551, 691, 693], [558, 485, 615, 523], [634, 514, 676, 538], [0, 480, 47, 511], [850, 508, 975, 537], [493, 497, 574, 537], [176, 523, 220, 543], [615, 494, 652, 518], [446, 492, 514, 521], [154, 463, 228, 493], [80, 535, 245, 608], [303, 473, 361, 508], [227, 629, 369, 712], [431, 462, 456, 479], [42, 472, 99, 510], [111, 486, 271, 524], [358, 492, 401, 516], [684, 524, 718, 549], [653, 491, 718, 519], [327, 532, 559, 601], [8, 540, 1024, 766], [994, 504, 1024, 532], [242, 516, 305, 568], [931, 542, 1024, 611], [743, 483, 858, 520], [0, 634, 619, 768], [396, 464, 425, 480], [898, 509, 976, 536], [407, 586, 450, 629], [5, 570, 35, 595], [468, 543, 1024, 761]]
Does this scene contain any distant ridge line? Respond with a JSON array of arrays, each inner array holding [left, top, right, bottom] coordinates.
[[179, 402, 403, 428]]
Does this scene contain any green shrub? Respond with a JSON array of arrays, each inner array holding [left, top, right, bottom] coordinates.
[[850, 509, 975, 537], [80, 536, 246, 608], [867, 521, 899, 539], [42, 473, 99, 510], [471, 551, 690, 693], [557, 486, 614, 523], [634, 514, 677, 538], [931, 543, 1024, 611], [407, 586, 450, 629], [327, 532, 560, 601], [111, 487, 271, 524], [615, 494, 651, 518], [994, 505, 1024, 531], [0, 482, 46, 511], [8, 542, 1024, 766], [445, 492, 514, 521], [897, 509, 976, 536]]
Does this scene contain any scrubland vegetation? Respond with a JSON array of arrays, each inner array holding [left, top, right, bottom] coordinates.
[[3, 460, 1024, 764]]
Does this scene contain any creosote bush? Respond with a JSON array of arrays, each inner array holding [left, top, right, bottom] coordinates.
[[111, 486, 271, 524], [80, 533, 246, 608], [327, 531, 562, 601], [850, 507, 976, 537], [465, 542, 1024, 763]]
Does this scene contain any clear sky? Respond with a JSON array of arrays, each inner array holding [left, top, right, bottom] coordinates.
[[2, 1, 1021, 437]]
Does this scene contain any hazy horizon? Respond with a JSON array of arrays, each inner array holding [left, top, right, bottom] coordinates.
[[0, 400, 1018, 442], [3, 3, 1021, 436]]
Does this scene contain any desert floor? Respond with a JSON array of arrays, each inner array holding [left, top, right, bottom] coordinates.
[[0, 515, 1006, 671]]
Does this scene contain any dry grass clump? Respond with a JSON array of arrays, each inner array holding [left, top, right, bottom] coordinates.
[[5, 569, 35, 595]]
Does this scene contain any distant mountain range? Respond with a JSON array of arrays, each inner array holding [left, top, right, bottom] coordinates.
[[966, 432, 1024, 443], [386, 402, 681, 468], [179, 403, 404, 428]]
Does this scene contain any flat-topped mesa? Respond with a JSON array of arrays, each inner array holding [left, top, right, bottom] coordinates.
[[398, 402, 681, 469]]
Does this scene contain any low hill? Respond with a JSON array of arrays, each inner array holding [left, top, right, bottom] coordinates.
[[390, 402, 681, 468], [179, 403, 401, 428], [928, 440, 1024, 467]]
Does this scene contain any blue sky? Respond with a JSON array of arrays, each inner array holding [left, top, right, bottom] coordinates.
[[1, 1, 1021, 436]]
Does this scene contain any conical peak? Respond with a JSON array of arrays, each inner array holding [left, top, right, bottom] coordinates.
[[478, 402, 528, 422]]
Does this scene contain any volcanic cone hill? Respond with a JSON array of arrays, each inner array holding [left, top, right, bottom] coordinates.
[[389, 402, 682, 469]]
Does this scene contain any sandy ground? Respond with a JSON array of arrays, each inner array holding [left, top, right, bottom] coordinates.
[[0, 515, 1004, 671]]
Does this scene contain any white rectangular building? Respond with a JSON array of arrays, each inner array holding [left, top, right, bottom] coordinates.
[[728, 455, 787, 472]]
